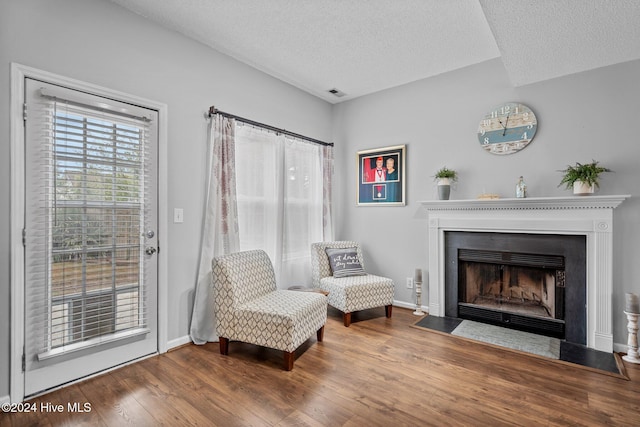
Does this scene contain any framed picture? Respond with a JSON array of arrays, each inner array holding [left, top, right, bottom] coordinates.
[[356, 144, 406, 206]]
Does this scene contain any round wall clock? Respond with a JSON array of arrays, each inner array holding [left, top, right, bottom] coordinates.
[[477, 102, 537, 155]]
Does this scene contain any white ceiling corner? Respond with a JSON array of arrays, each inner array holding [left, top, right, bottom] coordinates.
[[108, 0, 640, 103]]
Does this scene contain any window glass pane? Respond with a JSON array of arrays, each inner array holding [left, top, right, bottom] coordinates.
[[47, 104, 145, 349], [235, 125, 324, 283]]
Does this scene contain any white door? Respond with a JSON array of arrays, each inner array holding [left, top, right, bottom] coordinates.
[[23, 78, 158, 396]]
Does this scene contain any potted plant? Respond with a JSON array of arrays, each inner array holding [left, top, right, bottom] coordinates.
[[434, 167, 457, 200], [558, 160, 612, 195]]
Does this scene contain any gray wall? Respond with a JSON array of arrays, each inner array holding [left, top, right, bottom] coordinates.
[[332, 57, 640, 348], [0, 0, 332, 398]]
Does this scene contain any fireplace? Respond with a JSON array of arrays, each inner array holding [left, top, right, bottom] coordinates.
[[445, 232, 586, 343], [421, 195, 629, 352]]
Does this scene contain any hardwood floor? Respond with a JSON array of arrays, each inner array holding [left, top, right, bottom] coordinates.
[[4, 307, 640, 426]]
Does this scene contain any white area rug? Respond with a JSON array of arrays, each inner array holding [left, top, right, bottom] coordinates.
[[451, 320, 561, 359]]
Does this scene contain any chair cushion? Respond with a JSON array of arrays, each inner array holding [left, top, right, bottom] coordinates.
[[232, 290, 328, 352], [320, 274, 394, 313], [325, 247, 367, 278]]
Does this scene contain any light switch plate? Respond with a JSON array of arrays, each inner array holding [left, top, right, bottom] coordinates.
[[173, 208, 184, 223]]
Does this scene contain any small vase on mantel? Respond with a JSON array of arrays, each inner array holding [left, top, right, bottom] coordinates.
[[558, 160, 611, 196], [516, 176, 527, 198], [437, 178, 451, 200], [433, 166, 457, 200], [573, 180, 595, 196]]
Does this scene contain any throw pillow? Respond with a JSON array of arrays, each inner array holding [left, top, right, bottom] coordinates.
[[325, 247, 366, 278]]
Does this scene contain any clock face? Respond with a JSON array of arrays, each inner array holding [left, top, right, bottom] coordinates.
[[477, 102, 537, 155]]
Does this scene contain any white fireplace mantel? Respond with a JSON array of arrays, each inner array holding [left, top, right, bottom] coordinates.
[[420, 195, 630, 352]]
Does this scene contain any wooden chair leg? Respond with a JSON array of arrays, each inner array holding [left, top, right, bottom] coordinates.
[[317, 325, 325, 342], [343, 312, 352, 327], [385, 305, 393, 318], [219, 337, 229, 355], [284, 351, 295, 371]]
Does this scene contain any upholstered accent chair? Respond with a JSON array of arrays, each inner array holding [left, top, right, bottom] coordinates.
[[310, 241, 394, 327], [213, 249, 327, 370]]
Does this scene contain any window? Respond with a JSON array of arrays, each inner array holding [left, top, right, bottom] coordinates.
[[48, 107, 146, 348], [235, 124, 324, 285], [25, 84, 153, 358]]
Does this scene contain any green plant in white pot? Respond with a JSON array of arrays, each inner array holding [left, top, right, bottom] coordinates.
[[558, 160, 612, 195], [434, 167, 457, 200]]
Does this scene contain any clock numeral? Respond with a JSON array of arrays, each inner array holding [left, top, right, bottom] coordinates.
[[490, 111, 498, 119], [523, 112, 529, 121], [515, 106, 519, 114], [501, 105, 510, 115], [527, 123, 533, 130], [522, 132, 528, 140], [483, 137, 490, 145], [482, 119, 490, 127], [479, 128, 486, 136]]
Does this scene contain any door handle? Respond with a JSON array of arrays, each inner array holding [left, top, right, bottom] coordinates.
[[145, 246, 157, 255]]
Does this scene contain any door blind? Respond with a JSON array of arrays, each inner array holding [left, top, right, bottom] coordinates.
[[25, 88, 152, 363]]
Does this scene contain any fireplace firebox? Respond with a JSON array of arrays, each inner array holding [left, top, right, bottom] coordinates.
[[458, 249, 565, 338], [445, 232, 586, 344]]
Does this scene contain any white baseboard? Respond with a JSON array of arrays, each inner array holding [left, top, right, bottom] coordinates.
[[613, 342, 628, 354], [167, 303, 425, 351], [169, 302, 424, 351], [167, 335, 193, 350], [394, 299, 429, 314], [162, 312, 630, 357]]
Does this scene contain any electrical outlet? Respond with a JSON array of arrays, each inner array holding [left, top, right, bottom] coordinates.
[[406, 277, 413, 289]]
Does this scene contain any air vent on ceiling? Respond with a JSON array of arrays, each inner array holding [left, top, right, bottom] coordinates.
[[327, 88, 347, 97]]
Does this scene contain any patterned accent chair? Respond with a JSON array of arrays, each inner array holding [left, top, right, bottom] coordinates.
[[311, 241, 394, 327], [213, 249, 327, 371]]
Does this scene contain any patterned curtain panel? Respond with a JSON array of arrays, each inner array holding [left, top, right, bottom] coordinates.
[[322, 144, 334, 240], [190, 115, 240, 344]]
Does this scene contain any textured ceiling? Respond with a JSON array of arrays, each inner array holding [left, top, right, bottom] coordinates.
[[481, 0, 640, 86], [108, 0, 640, 103]]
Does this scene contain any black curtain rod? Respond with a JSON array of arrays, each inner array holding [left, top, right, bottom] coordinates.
[[208, 106, 333, 147]]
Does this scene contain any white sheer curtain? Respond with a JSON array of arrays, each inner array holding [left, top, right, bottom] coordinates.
[[190, 115, 239, 344], [235, 124, 332, 287], [321, 144, 334, 240]]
